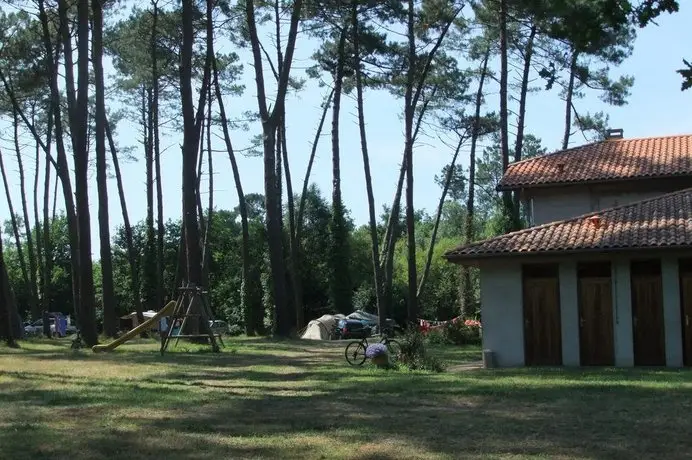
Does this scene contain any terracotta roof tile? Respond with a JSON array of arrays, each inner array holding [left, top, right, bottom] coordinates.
[[498, 134, 692, 190], [444, 189, 692, 261]]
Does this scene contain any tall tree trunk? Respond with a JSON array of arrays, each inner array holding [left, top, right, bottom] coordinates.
[[201, 82, 213, 295], [296, 88, 333, 239], [155, 133, 165, 304], [461, 50, 490, 318], [144, 85, 157, 313], [42, 143, 52, 318], [281, 122, 302, 329], [404, 0, 418, 324], [33, 117, 45, 315], [61, 0, 98, 345], [173, 230, 186, 295], [18, 0, 78, 330], [0, 148, 31, 310], [58, 0, 77, 150], [40, 101, 54, 321], [196, 116, 208, 242], [379, 92, 433, 270], [0, 236, 20, 347], [499, 0, 514, 233], [212, 57, 259, 334], [275, 121, 283, 231], [329, 25, 352, 315], [92, 0, 116, 338], [562, 51, 579, 150], [352, 3, 385, 328], [293, 89, 333, 329], [53, 10, 80, 330], [180, 0, 211, 335], [417, 138, 464, 299], [514, 26, 536, 163], [51, 177, 59, 224], [151, 0, 165, 311], [12, 108, 39, 320], [181, 0, 201, 280], [106, 119, 145, 325], [512, 25, 536, 227], [381, 160, 405, 320], [380, 81, 440, 322], [244, 0, 304, 337]]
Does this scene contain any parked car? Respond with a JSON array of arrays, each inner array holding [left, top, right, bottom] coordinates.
[[336, 319, 371, 340], [24, 319, 53, 335], [209, 320, 229, 335], [23, 318, 77, 337]]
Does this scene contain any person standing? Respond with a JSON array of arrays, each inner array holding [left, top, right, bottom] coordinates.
[[159, 316, 169, 343]]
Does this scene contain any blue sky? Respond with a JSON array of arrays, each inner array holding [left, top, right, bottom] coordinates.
[[1, 5, 691, 256]]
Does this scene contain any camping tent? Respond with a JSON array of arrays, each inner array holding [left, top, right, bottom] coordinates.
[[346, 310, 397, 333], [300, 314, 345, 340], [120, 310, 160, 330]]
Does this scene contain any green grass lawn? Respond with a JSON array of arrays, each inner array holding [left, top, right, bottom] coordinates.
[[1, 337, 691, 460]]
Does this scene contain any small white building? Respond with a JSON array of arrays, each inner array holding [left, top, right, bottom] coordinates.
[[445, 132, 692, 367]]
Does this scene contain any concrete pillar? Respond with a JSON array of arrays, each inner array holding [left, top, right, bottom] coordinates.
[[662, 257, 683, 367], [612, 259, 634, 367], [559, 261, 580, 366]]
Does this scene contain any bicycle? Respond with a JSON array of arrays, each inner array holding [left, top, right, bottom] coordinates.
[[344, 329, 401, 366]]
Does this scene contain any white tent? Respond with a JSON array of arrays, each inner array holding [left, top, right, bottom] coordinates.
[[120, 310, 160, 329], [300, 314, 345, 340]]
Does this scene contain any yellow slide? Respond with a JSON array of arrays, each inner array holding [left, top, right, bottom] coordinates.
[[92, 301, 177, 353]]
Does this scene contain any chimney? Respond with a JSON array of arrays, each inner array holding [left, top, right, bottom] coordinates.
[[605, 128, 624, 140], [587, 215, 603, 229]]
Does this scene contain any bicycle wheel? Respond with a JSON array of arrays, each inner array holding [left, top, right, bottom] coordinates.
[[345, 342, 367, 366], [385, 339, 402, 360]]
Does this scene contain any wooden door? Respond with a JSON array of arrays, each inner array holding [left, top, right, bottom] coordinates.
[[631, 261, 665, 366], [680, 273, 692, 366], [523, 269, 562, 366], [578, 277, 614, 366]]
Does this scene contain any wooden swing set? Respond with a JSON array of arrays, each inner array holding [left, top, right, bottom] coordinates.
[[160, 283, 223, 355]]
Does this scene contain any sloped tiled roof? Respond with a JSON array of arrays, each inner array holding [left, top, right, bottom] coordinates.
[[444, 189, 692, 262], [498, 134, 692, 191]]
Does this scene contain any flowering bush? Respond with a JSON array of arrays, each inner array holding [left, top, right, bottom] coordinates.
[[365, 343, 388, 359], [443, 320, 480, 345], [464, 319, 481, 328]]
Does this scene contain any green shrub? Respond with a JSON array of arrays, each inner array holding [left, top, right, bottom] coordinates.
[[227, 324, 244, 336], [442, 321, 481, 346], [397, 329, 446, 373], [424, 329, 449, 345]]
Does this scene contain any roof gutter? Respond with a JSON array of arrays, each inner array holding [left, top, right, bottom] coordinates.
[[444, 244, 692, 265], [495, 173, 692, 192]]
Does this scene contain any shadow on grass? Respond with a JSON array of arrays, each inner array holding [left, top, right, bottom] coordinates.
[[2, 340, 692, 459]]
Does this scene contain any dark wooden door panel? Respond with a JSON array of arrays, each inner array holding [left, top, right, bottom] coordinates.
[[579, 277, 614, 366], [680, 275, 692, 366], [523, 277, 562, 366], [631, 274, 665, 366]]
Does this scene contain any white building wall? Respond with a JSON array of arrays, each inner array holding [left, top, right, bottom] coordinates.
[[479, 261, 524, 367], [476, 254, 689, 368], [528, 187, 677, 226], [530, 187, 591, 226], [595, 191, 662, 211]]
